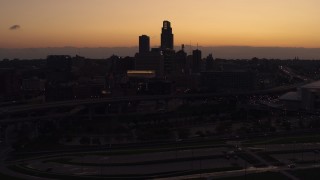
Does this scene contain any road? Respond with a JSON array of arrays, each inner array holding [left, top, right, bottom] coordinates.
[[0, 84, 300, 116], [241, 145, 299, 180]]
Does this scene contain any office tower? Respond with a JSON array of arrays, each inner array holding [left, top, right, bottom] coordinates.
[[175, 44, 187, 75], [135, 49, 164, 77], [139, 35, 150, 54], [163, 49, 175, 75], [161, 21, 174, 50], [192, 49, 202, 73], [206, 53, 214, 71]]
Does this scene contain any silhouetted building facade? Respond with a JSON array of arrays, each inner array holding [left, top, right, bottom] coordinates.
[[137, 79, 172, 95], [22, 77, 45, 99], [139, 35, 150, 54], [201, 71, 255, 92], [0, 68, 21, 101], [192, 49, 202, 73], [46, 55, 72, 83], [45, 55, 73, 101], [205, 53, 214, 71], [74, 76, 107, 99], [161, 21, 174, 50], [163, 49, 176, 76], [135, 49, 164, 77], [175, 44, 187, 75]]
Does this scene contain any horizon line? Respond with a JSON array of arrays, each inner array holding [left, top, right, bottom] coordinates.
[[1, 45, 320, 49]]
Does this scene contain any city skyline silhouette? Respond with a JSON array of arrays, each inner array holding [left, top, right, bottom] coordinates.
[[1, 0, 320, 49], [2, 2, 320, 179]]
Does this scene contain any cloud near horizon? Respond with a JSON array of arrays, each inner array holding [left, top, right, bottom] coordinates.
[[9, 25, 21, 30]]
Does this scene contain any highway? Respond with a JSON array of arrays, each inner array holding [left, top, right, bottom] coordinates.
[[0, 84, 300, 116]]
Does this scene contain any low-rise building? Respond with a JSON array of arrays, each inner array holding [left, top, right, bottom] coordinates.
[[279, 81, 320, 112]]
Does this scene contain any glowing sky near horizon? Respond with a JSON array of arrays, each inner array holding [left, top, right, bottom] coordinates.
[[1, 0, 320, 48]]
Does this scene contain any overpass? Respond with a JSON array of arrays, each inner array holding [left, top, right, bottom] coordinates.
[[0, 84, 299, 117], [0, 84, 300, 145]]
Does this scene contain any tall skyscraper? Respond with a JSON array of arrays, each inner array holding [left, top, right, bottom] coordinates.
[[161, 21, 174, 50], [139, 35, 150, 54]]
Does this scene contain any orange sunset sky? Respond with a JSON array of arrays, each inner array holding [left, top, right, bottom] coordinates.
[[1, 0, 320, 48]]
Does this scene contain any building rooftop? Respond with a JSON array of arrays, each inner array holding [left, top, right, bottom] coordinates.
[[302, 80, 320, 89], [279, 91, 301, 101], [127, 70, 156, 79]]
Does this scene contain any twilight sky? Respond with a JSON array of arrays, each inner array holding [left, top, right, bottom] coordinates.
[[1, 0, 320, 48]]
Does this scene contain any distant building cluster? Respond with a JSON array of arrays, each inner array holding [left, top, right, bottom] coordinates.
[[134, 20, 255, 94], [0, 21, 257, 102]]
